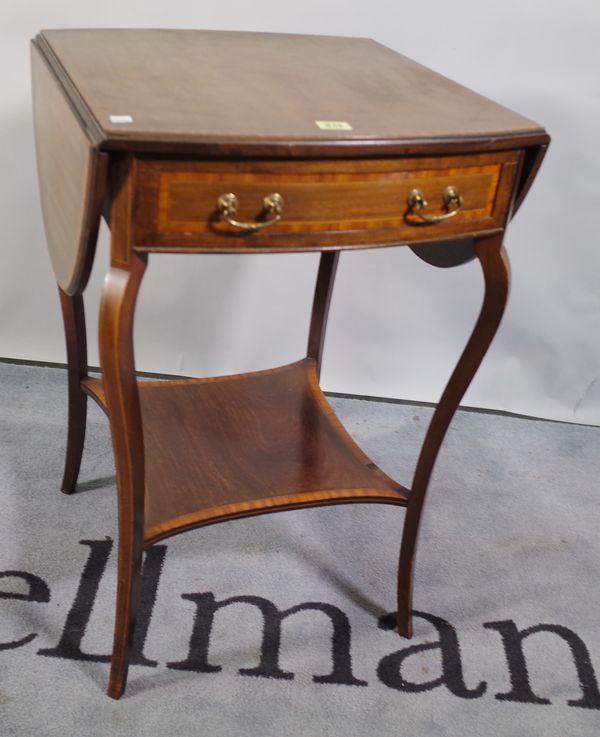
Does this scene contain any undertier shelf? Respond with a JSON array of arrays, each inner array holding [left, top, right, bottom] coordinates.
[[83, 358, 409, 544]]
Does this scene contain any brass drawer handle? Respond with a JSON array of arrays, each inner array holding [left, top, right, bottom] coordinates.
[[407, 186, 463, 224], [216, 192, 284, 231]]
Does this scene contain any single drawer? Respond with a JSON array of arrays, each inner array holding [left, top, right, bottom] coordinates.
[[132, 152, 521, 253]]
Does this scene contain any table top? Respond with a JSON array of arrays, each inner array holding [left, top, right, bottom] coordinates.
[[34, 29, 547, 156], [32, 28, 550, 294]]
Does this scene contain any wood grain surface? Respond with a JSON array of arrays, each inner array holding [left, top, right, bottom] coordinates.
[[133, 152, 519, 251], [83, 360, 408, 545], [31, 43, 107, 294], [35, 29, 547, 157]]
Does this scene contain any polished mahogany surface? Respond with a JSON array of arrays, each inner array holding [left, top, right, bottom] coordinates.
[[133, 152, 519, 252], [36, 29, 545, 155], [83, 360, 408, 545]]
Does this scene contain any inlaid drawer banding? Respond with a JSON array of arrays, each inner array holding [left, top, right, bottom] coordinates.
[[133, 151, 521, 252]]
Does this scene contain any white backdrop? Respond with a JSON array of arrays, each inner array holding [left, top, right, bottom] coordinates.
[[1, 1, 599, 424]]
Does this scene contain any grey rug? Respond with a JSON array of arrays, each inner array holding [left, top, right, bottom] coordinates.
[[1, 362, 599, 736]]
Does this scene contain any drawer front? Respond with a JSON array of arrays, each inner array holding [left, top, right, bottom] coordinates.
[[133, 152, 520, 252]]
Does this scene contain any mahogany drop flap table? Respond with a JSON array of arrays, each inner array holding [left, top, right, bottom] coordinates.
[[31, 29, 549, 699]]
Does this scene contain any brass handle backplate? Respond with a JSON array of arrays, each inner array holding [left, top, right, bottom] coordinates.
[[217, 192, 284, 232], [406, 186, 463, 224]]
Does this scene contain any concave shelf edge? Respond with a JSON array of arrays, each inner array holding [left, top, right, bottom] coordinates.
[[143, 490, 408, 546]]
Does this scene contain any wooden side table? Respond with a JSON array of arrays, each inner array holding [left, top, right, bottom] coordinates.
[[31, 29, 549, 698]]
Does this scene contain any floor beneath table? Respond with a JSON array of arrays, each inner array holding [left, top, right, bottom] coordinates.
[[1, 361, 599, 737]]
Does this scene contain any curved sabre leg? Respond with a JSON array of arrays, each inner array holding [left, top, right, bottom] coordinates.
[[58, 288, 88, 493], [397, 233, 510, 637], [307, 251, 340, 381], [99, 253, 147, 699]]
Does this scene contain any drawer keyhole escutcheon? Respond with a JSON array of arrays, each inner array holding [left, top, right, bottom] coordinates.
[[216, 192, 284, 232], [407, 185, 463, 224]]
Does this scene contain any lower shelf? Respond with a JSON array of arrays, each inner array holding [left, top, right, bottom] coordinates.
[[83, 358, 409, 544]]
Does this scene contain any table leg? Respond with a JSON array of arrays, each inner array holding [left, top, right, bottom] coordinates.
[[58, 288, 88, 493], [397, 232, 510, 637], [307, 251, 339, 380], [98, 252, 147, 699]]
